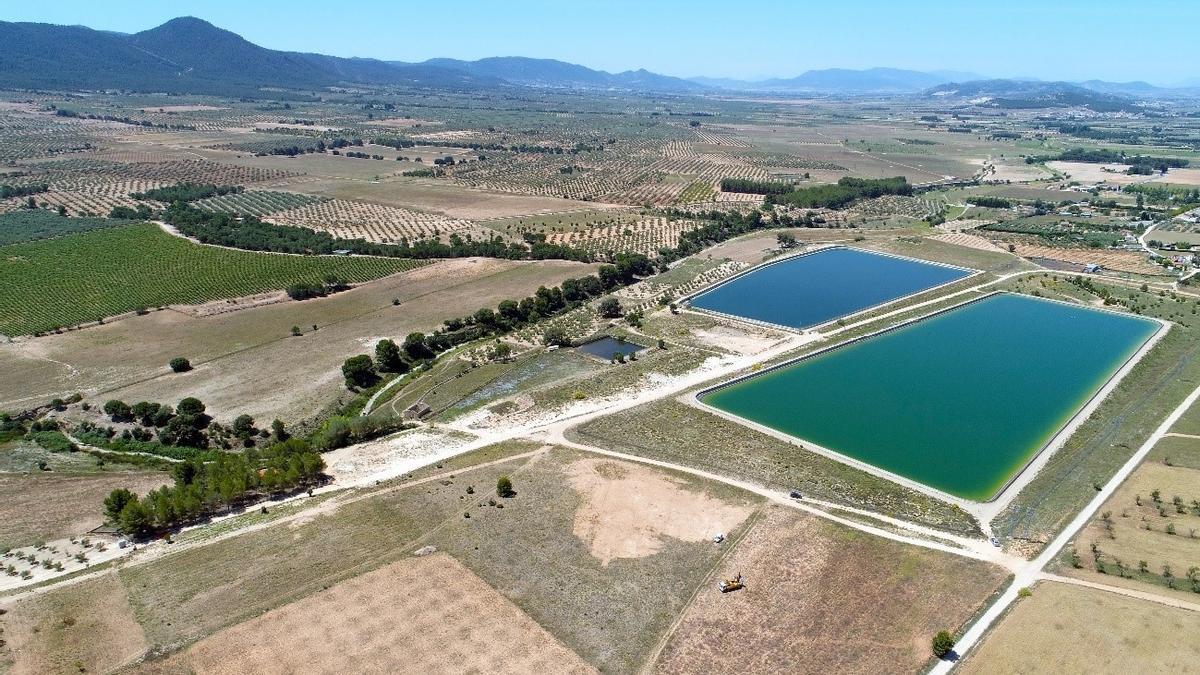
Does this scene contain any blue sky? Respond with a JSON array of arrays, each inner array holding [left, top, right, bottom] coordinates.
[[4, 1, 1196, 84]]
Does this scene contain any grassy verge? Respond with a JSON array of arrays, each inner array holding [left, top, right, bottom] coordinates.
[[569, 398, 980, 536]]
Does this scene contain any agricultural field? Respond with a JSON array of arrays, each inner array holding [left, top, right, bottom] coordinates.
[[0, 257, 595, 422], [146, 553, 594, 674], [0, 209, 123, 245], [0, 223, 426, 335], [960, 581, 1200, 673], [1008, 242, 1167, 276], [265, 197, 484, 243], [546, 217, 701, 257], [1060, 433, 1200, 595], [653, 505, 1007, 674], [190, 190, 325, 217]]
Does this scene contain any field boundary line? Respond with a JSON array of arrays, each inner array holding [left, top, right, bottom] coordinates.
[[1037, 573, 1200, 613]]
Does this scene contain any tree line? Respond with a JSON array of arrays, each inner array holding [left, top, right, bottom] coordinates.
[[719, 178, 794, 195], [966, 196, 1012, 208], [104, 437, 324, 537], [161, 202, 594, 263], [52, 108, 196, 131], [339, 253, 657, 390], [133, 183, 244, 203], [1024, 147, 1189, 172], [765, 177, 912, 210], [0, 184, 48, 200]]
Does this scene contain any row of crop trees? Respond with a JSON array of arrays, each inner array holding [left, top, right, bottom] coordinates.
[[1025, 147, 1190, 174], [0, 183, 48, 199], [160, 202, 593, 262], [339, 253, 658, 390], [103, 437, 324, 538], [1070, 485, 1200, 594]]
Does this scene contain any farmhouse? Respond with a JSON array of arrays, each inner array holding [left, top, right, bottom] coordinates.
[[403, 402, 432, 420]]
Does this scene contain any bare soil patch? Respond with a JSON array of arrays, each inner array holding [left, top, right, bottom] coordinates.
[[150, 553, 593, 675], [566, 457, 753, 565], [1046, 161, 1145, 185], [689, 324, 781, 355], [654, 505, 1008, 675]]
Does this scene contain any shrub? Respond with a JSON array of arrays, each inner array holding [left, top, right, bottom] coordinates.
[[543, 327, 570, 347], [341, 355, 377, 389], [931, 630, 955, 658], [169, 357, 192, 373], [103, 399, 133, 422], [496, 475, 514, 497], [598, 297, 622, 318]]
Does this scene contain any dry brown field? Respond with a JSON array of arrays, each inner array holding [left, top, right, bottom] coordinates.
[[0, 258, 596, 422], [960, 581, 1200, 674], [0, 572, 147, 675], [146, 553, 595, 675], [1013, 242, 1168, 276], [0, 471, 169, 548], [652, 505, 1008, 675], [272, 175, 619, 220], [1063, 457, 1200, 596]]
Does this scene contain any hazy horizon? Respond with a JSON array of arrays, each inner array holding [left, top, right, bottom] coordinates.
[[3, 0, 1197, 86]]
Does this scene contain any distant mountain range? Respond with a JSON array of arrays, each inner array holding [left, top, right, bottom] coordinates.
[[923, 79, 1147, 112], [689, 68, 983, 94], [0, 16, 1196, 106], [0, 17, 491, 95], [403, 57, 706, 93]]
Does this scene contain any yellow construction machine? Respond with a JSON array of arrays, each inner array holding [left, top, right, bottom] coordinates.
[[718, 572, 745, 593]]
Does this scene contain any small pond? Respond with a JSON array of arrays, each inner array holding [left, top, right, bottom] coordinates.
[[576, 336, 647, 361]]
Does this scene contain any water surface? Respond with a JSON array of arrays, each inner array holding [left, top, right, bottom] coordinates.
[[701, 294, 1159, 500], [689, 247, 971, 330], [576, 336, 646, 361]]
